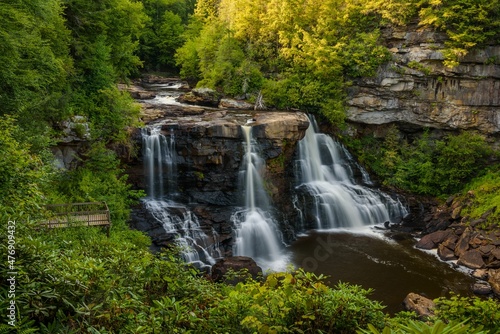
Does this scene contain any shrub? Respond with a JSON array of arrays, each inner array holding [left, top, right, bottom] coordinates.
[[209, 270, 386, 333], [434, 295, 500, 332]]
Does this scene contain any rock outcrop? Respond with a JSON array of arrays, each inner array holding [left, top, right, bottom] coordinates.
[[346, 22, 500, 136], [177, 88, 223, 107]]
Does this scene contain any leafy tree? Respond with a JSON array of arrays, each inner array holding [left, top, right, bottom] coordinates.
[[0, 116, 52, 219], [419, 0, 500, 67], [64, 0, 147, 83], [139, 0, 195, 71], [0, 0, 72, 145]]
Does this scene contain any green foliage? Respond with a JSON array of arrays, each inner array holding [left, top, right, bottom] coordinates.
[[407, 61, 433, 75], [61, 0, 146, 142], [0, 116, 53, 220], [55, 142, 144, 224], [176, 19, 265, 96], [351, 129, 494, 196], [359, 319, 486, 334], [364, 0, 421, 26], [209, 271, 386, 333], [419, 0, 500, 67], [176, 0, 392, 124], [460, 168, 500, 228], [0, 0, 72, 144], [434, 295, 500, 333], [139, 0, 196, 72], [1, 222, 389, 333], [65, 0, 147, 82]]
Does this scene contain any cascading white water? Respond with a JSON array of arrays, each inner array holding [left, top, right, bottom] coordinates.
[[142, 127, 176, 199], [296, 116, 407, 229], [233, 125, 284, 269], [142, 126, 220, 268], [144, 200, 220, 267]]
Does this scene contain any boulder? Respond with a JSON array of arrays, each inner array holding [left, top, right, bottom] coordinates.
[[403, 293, 435, 318], [478, 244, 495, 255], [416, 230, 452, 250], [219, 98, 254, 109], [490, 247, 500, 260], [178, 88, 222, 107], [488, 269, 500, 296], [437, 244, 457, 261], [211, 256, 263, 285], [457, 249, 485, 269], [472, 269, 489, 280], [472, 282, 492, 295], [455, 227, 472, 257]]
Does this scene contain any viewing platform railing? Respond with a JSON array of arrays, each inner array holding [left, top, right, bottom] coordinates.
[[41, 202, 111, 236]]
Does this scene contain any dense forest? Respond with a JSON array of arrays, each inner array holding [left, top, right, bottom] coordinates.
[[1, 0, 500, 332]]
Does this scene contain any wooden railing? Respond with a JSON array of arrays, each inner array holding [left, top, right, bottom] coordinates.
[[41, 202, 111, 236]]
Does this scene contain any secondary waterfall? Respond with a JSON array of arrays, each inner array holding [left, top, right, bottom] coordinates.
[[142, 126, 220, 268], [142, 127, 176, 199], [232, 125, 284, 270], [296, 116, 407, 229]]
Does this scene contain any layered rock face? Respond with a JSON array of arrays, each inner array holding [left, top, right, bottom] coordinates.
[[150, 109, 309, 207], [125, 83, 309, 253], [347, 23, 500, 135]]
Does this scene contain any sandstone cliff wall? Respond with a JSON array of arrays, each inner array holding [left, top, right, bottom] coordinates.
[[346, 23, 500, 138]]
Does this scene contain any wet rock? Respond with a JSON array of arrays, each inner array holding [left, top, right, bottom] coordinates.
[[438, 244, 457, 261], [457, 249, 485, 269], [140, 75, 189, 88], [472, 281, 492, 295], [211, 256, 263, 285], [450, 223, 466, 236], [455, 227, 472, 257], [219, 98, 254, 109], [472, 269, 489, 280], [488, 269, 500, 296], [403, 293, 435, 318], [486, 259, 500, 269], [416, 230, 452, 250], [470, 233, 487, 248], [118, 83, 157, 99]]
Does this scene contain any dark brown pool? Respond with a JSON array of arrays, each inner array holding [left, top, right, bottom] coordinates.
[[288, 228, 475, 314]]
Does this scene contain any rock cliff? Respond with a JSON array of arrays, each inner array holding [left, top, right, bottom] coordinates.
[[346, 23, 500, 136]]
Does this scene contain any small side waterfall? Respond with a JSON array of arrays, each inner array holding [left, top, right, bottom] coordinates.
[[296, 116, 407, 229], [142, 126, 221, 268], [232, 125, 284, 270]]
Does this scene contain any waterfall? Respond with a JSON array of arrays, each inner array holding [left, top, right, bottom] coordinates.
[[296, 116, 407, 229], [232, 125, 284, 270], [142, 126, 220, 269], [142, 127, 176, 199]]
